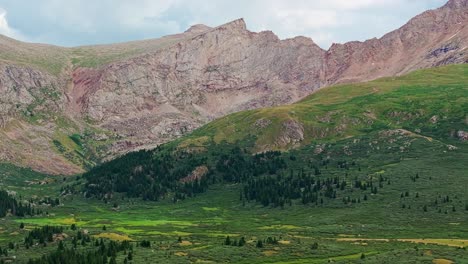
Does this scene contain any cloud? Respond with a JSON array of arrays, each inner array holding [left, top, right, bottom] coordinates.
[[0, 0, 448, 48], [0, 7, 24, 40], [163, 0, 446, 47]]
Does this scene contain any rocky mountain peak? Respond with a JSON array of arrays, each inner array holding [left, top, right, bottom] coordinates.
[[215, 18, 247, 32], [184, 24, 212, 34], [284, 36, 321, 48], [0, 1, 467, 175]]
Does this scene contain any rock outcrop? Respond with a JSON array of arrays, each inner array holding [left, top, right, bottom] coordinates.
[[325, 0, 468, 84], [0, 0, 467, 174]]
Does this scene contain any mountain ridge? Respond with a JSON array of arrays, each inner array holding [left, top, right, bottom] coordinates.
[[0, 0, 467, 174]]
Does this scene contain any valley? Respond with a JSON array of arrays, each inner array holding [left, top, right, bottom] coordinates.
[[0, 65, 466, 263], [0, 1, 467, 263]]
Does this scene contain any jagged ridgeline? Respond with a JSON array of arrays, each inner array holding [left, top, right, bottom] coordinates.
[[83, 65, 468, 205], [0, 0, 467, 176]]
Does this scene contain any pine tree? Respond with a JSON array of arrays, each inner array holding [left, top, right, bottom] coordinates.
[[311, 242, 319, 250], [224, 236, 231, 246], [256, 240, 263, 248], [238, 237, 246, 247], [58, 241, 64, 251]]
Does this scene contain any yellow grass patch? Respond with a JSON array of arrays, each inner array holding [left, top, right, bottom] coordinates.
[[336, 238, 390, 242], [179, 240, 193, 246], [174, 252, 188, 257], [202, 207, 219, 211], [195, 260, 215, 263], [432, 259, 454, 264], [191, 245, 210, 251], [336, 238, 468, 248], [291, 235, 314, 239], [259, 224, 300, 230], [278, 240, 291, 245], [263, 250, 278, 256], [94, 233, 132, 241], [60, 217, 77, 225], [397, 239, 468, 248], [177, 136, 210, 149]]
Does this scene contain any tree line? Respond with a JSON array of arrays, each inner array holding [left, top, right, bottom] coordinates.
[[82, 145, 286, 203], [0, 189, 34, 217]]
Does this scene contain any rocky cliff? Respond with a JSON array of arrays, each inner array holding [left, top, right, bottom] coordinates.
[[0, 0, 467, 174]]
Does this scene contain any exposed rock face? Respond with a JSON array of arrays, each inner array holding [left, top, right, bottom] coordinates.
[[72, 19, 325, 157], [0, 0, 467, 174], [253, 118, 272, 130], [180, 166, 209, 183], [0, 64, 64, 125], [276, 120, 304, 147], [325, 0, 468, 84], [457, 130, 468, 141]]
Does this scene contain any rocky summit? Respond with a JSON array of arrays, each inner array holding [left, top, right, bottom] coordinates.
[[0, 0, 467, 174]]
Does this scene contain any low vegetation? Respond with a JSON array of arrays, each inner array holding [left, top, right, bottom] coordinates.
[[0, 65, 466, 263]]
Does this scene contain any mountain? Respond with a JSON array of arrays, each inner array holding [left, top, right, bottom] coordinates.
[[0, 0, 467, 174], [176, 64, 468, 153], [1, 64, 467, 264], [82, 64, 468, 204], [326, 0, 468, 83]]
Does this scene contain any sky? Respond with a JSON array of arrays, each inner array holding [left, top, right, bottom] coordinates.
[[0, 0, 448, 49]]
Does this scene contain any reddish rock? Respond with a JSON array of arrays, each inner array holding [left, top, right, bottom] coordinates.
[[0, 1, 467, 174]]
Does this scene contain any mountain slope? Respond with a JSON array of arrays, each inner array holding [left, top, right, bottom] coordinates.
[[181, 65, 467, 153], [0, 0, 467, 174], [326, 0, 468, 83], [82, 64, 468, 202]]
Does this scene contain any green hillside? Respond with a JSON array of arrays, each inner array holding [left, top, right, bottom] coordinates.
[[181, 65, 467, 151], [0, 65, 467, 263], [0, 33, 187, 75]]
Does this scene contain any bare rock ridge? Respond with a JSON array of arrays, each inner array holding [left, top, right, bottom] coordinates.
[[445, 0, 468, 8], [184, 24, 212, 34], [326, 0, 468, 83], [0, 1, 467, 174]]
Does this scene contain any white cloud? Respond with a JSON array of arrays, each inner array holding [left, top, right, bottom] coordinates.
[[275, 9, 338, 29], [0, 8, 24, 40], [0, 0, 447, 48], [166, 0, 444, 47], [316, 0, 400, 10]]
